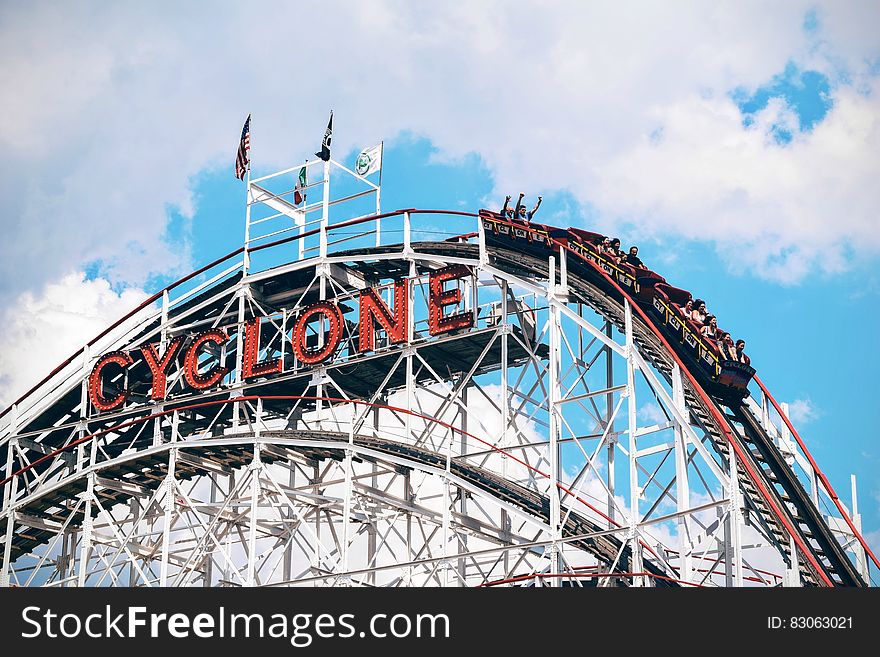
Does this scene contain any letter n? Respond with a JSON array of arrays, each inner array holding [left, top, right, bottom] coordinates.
[[359, 280, 408, 352]]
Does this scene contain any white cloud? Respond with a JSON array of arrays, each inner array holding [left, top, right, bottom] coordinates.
[[786, 397, 820, 424], [1, 1, 879, 302], [638, 402, 669, 425], [0, 272, 147, 406], [2, 0, 876, 575]]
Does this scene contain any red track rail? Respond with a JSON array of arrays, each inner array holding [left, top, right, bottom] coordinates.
[[479, 571, 703, 587]]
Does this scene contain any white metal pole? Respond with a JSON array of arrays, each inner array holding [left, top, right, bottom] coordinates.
[[320, 160, 330, 258], [672, 363, 693, 583], [246, 441, 261, 586], [851, 474, 868, 581], [606, 321, 615, 529], [342, 405, 356, 579], [375, 140, 383, 246], [159, 447, 177, 586], [729, 450, 744, 587], [243, 129, 252, 276], [0, 435, 17, 586], [299, 161, 308, 261], [624, 300, 643, 585], [77, 472, 95, 587], [548, 256, 561, 586]]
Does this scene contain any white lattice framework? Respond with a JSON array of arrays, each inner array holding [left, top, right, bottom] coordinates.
[[0, 160, 872, 587]]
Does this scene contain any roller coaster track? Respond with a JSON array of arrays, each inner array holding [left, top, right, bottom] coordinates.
[[0, 216, 872, 587]]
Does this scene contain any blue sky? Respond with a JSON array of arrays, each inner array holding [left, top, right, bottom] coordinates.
[[1, 1, 879, 560]]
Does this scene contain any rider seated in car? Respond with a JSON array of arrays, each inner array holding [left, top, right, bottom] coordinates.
[[525, 196, 542, 220], [700, 315, 718, 340], [500, 194, 512, 218], [607, 238, 624, 263], [690, 299, 707, 325], [677, 298, 693, 317], [719, 332, 737, 360], [735, 339, 751, 365], [623, 246, 644, 268]]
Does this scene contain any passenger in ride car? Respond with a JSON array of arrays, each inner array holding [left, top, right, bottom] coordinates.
[[720, 332, 737, 360], [623, 246, 644, 268], [526, 196, 543, 220], [599, 236, 612, 254], [608, 238, 624, 262], [517, 204, 535, 222], [700, 315, 718, 340], [512, 192, 525, 220], [678, 298, 693, 317], [735, 339, 751, 365], [500, 194, 512, 218], [690, 299, 707, 324]]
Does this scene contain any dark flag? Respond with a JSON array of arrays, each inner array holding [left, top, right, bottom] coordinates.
[[315, 111, 332, 161], [235, 114, 251, 180]]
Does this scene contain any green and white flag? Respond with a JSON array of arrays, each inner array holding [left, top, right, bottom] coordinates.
[[355, 143, 382, 177], [294, 166, 307, 205]]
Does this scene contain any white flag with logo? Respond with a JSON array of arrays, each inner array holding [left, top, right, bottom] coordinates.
[[355, 144, 382, 177]]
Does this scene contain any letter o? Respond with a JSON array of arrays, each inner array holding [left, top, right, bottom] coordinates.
[[292, 302, 344, 365]]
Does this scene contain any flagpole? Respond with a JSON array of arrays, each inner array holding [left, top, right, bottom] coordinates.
[[375, 140, 384, 246], [320, 158, 330, 260], [299, 160, 307, 261], [243, 117, 252, 276]]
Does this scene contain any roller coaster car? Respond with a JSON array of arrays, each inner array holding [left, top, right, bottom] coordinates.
[[651, 283, 755, 399], [480, 210, 755, 399], [480, 210, 567, 257]]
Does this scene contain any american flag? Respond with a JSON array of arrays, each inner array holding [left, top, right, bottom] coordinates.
[[234, 114, 251, 180]]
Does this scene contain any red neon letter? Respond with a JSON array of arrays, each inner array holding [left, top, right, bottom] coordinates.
[[428, 265, 474, 336], [358, 280, 408, 353], [293, 302, 344, 365], [183, 329, 230, 390], [88, 351, 134, 412], [242, 316, 283, 379], [139, 337, 183, 400]]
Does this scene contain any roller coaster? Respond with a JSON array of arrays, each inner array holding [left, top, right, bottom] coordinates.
[[1, 157, 876, 587]]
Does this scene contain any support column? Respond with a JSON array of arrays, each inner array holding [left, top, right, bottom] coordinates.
[[457, 385, 468, 585], [851, 475, 869, 582], [729, 450, 744, 587], [77, 472, 96, 587], [624, 301, 643, 585], [500, 281, 510, 576], [233, 289, 247, 432], [605, 321, 616, 529], [246, 441, 261, 586], [159, 447, 177, 586], [341, 438, 354, 578], [547, 257, 562, 586], [320, 160, 330, 258], [785, 534, 801, 587], [672, 364, 693, 583], [0, 434, 18, 587]]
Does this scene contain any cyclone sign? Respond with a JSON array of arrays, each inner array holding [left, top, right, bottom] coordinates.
[[86, 266, 474, 413]]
